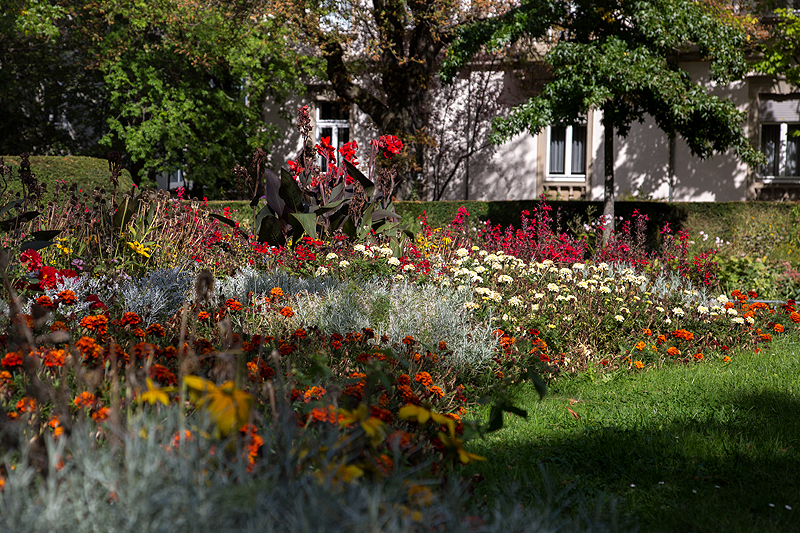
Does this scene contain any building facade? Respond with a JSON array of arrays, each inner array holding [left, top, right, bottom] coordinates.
[[263, 61, 800, 203]]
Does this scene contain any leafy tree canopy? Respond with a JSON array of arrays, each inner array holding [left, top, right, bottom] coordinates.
[[441, 0, 763, 167]]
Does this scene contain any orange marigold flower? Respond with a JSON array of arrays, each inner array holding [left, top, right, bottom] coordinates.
[[145, 323, 165, 337], [291, 328, 307, 339], [119, 312, 142, 327], [42, 348, 66, 368], [643, 328, 652, 336], [80, 314, 109, 335], [132, 342, 158, 361], [667, 347, 680, 356], [225, 298, 243, 312], [722, 355, 731, 363], [731, 290, 743, 299], [633, 361, 644, 369], [635, 341, 646, 351], [370, 406, 393, 423], [304, 386, 327, 402], [193, 338, 215, 355], [414, 372, 433, 388], [402, 335, 415, 345], [279, 306, 294, 318], [1, 351, 22, 368], [150, 364, 177, 386], [438, 341, 448, 351], [791, 311, 800, 323], [270, 287, 284, 297], [132, 327, 146, 338], [760, 333, 773, 342], [656, 335, 666, 345], [35, 295, 54, 308], [429, 385, 445, 398], [724, 302, 735, 310], [747, 290, 758, 299], [278, 341, 294, 355], [16, 397, 36, 412], [0, 370, 12, 384], [49, 321, 68, 332], [197, 311, 210, 320], [74, 391, 96, 408], [693, 353, 704, 361], [396, 374, 411, 386], [774, 323, 785, 333], [57, 290, 77, 305], [91, 406, 110, 422]]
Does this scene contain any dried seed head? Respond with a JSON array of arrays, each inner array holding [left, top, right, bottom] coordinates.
[[194, 269, 215, 306]]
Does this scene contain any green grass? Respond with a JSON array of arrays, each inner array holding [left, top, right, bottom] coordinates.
[[464, 336, 800, 532]]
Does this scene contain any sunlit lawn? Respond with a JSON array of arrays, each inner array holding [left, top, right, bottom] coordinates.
[[465, 335, 800, 532]]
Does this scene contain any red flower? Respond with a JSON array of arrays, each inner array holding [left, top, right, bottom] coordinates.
[[20, 249, 42, 272], [1, 351, 22, 368], [315, 136, 336, 164], [338, 140, 358, 165], [378, 135, 403, 158], [225, 299, 243, 312]]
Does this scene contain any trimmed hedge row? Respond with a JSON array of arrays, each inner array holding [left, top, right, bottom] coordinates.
[[1, 155, 135, 197]]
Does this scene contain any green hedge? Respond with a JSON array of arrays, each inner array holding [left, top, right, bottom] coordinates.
[[1, 155, 135, 197]]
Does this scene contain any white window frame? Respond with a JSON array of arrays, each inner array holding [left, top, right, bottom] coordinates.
[[316, 103, 350, 171], [545, 124, 587, 182], [759, 122, 800, 183]]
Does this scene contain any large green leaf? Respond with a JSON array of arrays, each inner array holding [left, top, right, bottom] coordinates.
[[289, 212, 318, 240], [256, 215, 284, 247], [262, 168, 285, 214], [208, 213, 238, 228], [31, 230, 62, 241], [343, 159, 375, 197], [0, 199, 24, 219], [113, 197, 140, 230], [20, 240, 57, 252], [0, 211, 40, 232], [279, 167, 304, 214]]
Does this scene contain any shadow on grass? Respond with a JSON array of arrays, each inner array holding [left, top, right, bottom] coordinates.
[[469, 389, 800, 533]]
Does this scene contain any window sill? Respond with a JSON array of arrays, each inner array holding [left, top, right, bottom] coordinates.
[[545, 175, 586, 182]]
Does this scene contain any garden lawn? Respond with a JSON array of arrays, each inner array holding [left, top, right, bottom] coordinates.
[[465, 335, 800, 533]]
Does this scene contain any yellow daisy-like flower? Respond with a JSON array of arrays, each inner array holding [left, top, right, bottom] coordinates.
[[183, 376, 253, 437], [437, 431, 485, 464], [398, 404, 456, 436], [139, 378, 171, 406], [127, 241, 152, 258], [339, 404, 387, 444]]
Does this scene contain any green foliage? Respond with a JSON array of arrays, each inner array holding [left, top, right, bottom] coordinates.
[[443, 0, 763, 167], [0, 155, 135, 197], [91, 0, 318, 198], [757, 9, 800, 87]]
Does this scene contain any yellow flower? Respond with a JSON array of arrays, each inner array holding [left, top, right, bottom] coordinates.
[[339, 404, 387, 444], [139, 378, 171, 406], [184, 376, 253, 437], [127, 241, 152, 258], [398, 404, 456, 436], [437, 431, 485, 464]]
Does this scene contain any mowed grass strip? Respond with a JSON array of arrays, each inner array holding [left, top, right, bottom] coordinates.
[[465, 336, 800, 533]]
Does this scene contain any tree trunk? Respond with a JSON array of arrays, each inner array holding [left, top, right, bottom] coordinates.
[[602, 109, 614, 245]]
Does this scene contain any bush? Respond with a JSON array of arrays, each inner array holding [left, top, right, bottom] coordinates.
[[1, 155, 136, 197]]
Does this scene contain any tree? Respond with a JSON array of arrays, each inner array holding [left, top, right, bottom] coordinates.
[[0, 1, 110, 158], [271, 0, 516, 199], [86, 0, 318, 197], [1, 0, 316, 198], [442, 0, 763, 242]]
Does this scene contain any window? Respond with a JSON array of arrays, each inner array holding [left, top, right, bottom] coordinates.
[[316, 101, 350, 172], [547, 124, 586, 180], [760, 123, 800, 180]]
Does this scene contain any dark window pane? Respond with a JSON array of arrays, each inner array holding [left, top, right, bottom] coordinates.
[[338, 127, 349, 149], [319, 101, 349, 120], [549, 126, 566, 174], [571, 125, 587, 175], [787, 125, 800, 176], [761, 124, 780, 176]]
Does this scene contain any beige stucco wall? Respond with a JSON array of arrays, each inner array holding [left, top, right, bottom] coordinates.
[[590, 61, 751, 202]]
